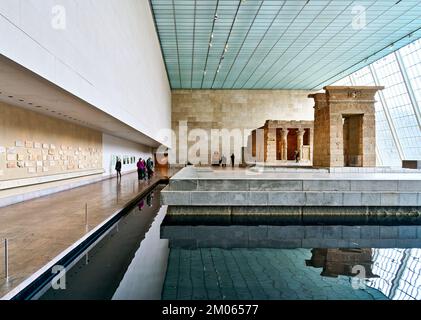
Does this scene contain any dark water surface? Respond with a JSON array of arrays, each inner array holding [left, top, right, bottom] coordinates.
[[40, 187, 421, 300]]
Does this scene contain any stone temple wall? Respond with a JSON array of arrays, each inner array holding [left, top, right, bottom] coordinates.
[[309, 86, 383, 168]]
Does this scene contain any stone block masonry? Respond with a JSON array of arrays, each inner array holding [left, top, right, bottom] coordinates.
[[309, 86, 384, 168]]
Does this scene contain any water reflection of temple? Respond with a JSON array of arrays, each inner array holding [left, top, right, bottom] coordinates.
[[305, 248, 378, 278]]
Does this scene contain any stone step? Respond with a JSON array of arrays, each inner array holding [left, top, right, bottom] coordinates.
[[168, 178, 421, 192], [161, 187, 421, 207]]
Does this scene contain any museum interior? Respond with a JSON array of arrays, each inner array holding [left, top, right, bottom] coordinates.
[[0, 0, 421, 301]]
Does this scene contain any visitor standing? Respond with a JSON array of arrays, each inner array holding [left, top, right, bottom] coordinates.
[[115, 157, 122, 180], [141, 158, 147, 180], [294, 150, 300, 163], [231, 153, 235, 168], [146, 157, 154, 180], [221, 155, 227, 167], [137, 158, 143, 180]]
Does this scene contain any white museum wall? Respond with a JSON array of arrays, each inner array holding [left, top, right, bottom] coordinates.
[[0, 0, 171, 147], [102, 133, 153, 177]]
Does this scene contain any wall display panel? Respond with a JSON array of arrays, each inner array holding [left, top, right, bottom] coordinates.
[[0, 102, 103, 182]]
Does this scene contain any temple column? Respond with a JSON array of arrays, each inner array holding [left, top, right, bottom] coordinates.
[[266, 128, 277, 163], [297, 129, 305, 162], [281, 128, 289, 160]]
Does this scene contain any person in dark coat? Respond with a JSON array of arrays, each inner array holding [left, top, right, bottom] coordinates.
[[115, 158, 122, 180], [231, 153, 235, 167], [137, 158, 143, 180], [146, 157, 154, 180]]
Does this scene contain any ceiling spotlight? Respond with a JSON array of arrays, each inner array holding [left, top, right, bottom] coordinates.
[[204, 70, 207, 75], [214, 14, 219, 21], [211, 33, 214, 39], [209, 42, 213, 47]]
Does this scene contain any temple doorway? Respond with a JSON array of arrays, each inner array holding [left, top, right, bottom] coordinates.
[[343, 114, 363, 167], [287, 129, 298, 160]]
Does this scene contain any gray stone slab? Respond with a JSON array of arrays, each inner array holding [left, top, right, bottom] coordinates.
[[268, 192, 305, 205], [360, 226, 380, 239], [303, 180, 351, 191], [323, 226, 343, 239], [226, 192, 249, 205], [398, 226, 417, 239], [343, 193, 362, 206], [161, 191, 191, 205], [248, 192, 268, 205], [198, 180, 249, 191], [399, 193, 418, 206], [249, 180, 303, 191], [191, 192, 227, 205], [305, 192, 324, 205], [169, 179, 197, 191], [323, 193, 343, 206], [351, 180, 398, 191], [398, 180, 421, 192], [418, 193, 421, 206], [379, 226, 399, 239], [362, 193, 381, 206], [380, 193, 399, 206], [342, 226, 361, 239], [268, 226, 304, 239]]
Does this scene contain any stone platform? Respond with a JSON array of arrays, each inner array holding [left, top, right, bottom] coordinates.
[[161, 166, 421, 209]]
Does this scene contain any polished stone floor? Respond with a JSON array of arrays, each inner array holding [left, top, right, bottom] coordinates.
[[0, 169, 172, 298]]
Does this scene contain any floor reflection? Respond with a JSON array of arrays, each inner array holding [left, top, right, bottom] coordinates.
[[368, 248, 421, 300], [306, 248, 379, 278]]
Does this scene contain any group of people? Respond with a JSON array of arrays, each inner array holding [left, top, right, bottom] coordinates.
[[137, 157, 154, 180], [114, 156, 154, 181], [218, 153, 235, 167]]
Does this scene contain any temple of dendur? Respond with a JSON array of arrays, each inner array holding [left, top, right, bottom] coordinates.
[[161, 86, 421, 223]]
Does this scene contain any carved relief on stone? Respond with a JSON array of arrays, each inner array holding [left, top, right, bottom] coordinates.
[[7, 162, 17, 169], [348, 90, 362, 99]]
